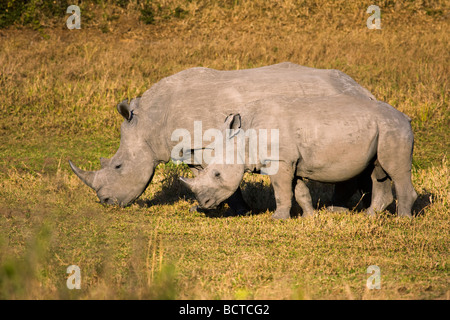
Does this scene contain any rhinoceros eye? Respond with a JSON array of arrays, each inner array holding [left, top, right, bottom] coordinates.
[[213, 171, 220, 178], [115, 164, 122, 169]]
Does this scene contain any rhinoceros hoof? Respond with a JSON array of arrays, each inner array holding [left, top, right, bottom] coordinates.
[[272, 210, 291, 220], [365, 207, 377, 216], [301, 211, 316, 218]]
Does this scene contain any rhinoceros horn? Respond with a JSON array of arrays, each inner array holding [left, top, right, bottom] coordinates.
[[69, 160, 97, 190], [179, 176, 194, 189]]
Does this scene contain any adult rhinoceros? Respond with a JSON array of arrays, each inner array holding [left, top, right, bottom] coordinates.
[[69, 62, 377, 213], [180, 96, 417, 219]]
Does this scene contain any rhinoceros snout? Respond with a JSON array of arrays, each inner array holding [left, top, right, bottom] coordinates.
[[100, 196, 119, 206], [203, 198, 212, 207], [200, 198, 218, 209]]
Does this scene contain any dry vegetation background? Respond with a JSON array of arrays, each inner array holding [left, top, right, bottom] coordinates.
[[0, 0, 448, 299]]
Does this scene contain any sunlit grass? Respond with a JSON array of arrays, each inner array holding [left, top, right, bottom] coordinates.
[[0, 0, 448, 299]]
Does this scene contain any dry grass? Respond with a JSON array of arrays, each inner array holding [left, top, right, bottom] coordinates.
[[0, 0, 448, 299], [0, 162, 448, 299]]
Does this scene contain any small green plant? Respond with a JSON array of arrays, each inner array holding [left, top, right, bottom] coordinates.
[[0, 0, 25, 28], [140, 3, 155, 25], [0, 224, 52, 299], [173, 6, 188, 19]]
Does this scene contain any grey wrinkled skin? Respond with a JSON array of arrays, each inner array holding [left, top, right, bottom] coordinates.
[[181, 95, 418, 219], [69, 62, 378, 210]]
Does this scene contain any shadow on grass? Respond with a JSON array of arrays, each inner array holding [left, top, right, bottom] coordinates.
[[136, 169, 434, 218], [412, 191, 435, 217], [136, 178, 196, 207], [378, 187, 434, 218]]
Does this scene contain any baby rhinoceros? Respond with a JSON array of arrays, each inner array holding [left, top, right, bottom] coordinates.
[[180, 95, 417, 219]]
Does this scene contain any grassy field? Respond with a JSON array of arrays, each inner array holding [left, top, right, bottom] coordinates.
[[0, 0, 449, 299]]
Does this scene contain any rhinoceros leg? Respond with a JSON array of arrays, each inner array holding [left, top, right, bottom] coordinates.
[[294, 178, 315, 217], [371, 130, 417, 217], [366, 162, 394, 216], [270, 162, 295, 220], [393, 175, 417, 217]]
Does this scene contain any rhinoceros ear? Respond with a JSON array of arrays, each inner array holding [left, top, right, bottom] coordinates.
[[117, 99, 132, 121], [225, 113, 241, 130], [224, 114, 241, 138]]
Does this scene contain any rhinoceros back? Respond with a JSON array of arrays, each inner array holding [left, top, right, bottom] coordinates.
[[140, 62, 374, 116], [136, 62, 377, 160]]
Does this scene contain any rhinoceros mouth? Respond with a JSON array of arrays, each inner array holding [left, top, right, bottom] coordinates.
[[98, 194, 132, 207], [100, 197, 117, 205], [202, 198, 216, 209]]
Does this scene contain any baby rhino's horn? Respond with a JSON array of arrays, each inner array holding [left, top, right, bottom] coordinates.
[[179, 176, 195, 189]]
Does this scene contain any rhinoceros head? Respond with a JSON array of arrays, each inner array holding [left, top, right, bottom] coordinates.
[[69, 98, 155, 206], [180, 114, 245, 209]]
